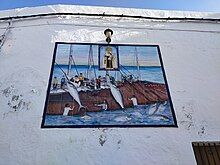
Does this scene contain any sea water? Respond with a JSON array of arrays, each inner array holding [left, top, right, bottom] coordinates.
[[44, 102, 175, 126]]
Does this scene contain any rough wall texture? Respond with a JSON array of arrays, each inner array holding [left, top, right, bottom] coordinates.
[[0, 5, 220, 165]]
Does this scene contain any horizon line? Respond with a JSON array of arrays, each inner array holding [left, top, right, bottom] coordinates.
[[55, 64, 161, 67]]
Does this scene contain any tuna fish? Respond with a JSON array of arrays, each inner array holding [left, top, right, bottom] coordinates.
[[106, 75, 124, 108], [66, 81, 85, 113]]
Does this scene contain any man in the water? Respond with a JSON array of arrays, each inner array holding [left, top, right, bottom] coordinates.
[[63, 103, 74, 116], [129, 95, 138, 107], [95, 100, 108, 111]]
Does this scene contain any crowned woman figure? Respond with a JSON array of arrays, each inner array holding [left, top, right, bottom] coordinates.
[[103, 46, 115, 69]]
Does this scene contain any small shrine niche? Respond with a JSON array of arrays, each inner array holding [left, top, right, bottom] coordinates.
[[98, 45, 119, 71]]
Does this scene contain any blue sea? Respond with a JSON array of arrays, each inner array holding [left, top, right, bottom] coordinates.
[[44, 102, 175, 126], [52, 65, 165, 84]]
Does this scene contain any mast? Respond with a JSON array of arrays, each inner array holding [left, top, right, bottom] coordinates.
[[87, 45, 96, 80], [67, 45, 79, 76], [135, 47, 141, 80], [67, 44, 73, 76]]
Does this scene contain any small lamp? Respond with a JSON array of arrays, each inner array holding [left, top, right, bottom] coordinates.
[[104, 28, 113, 44]]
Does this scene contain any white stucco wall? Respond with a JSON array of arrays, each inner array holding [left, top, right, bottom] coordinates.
[[0, 5, 220, 165]]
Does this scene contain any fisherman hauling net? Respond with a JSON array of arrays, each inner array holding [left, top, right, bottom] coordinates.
[[55, 62, 87, 116]]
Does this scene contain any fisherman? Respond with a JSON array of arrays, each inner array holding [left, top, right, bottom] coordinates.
[[63, 103, 74, 116], [74, 75, 80, 84], [104, 47, 115, 69], [129, 95, 138, 107], [121, 75, 126, 83], [90, 78, 95, 89], [79, 73, 84, 86], [127, 75, 133, 83], [96, 76, 102, 89], [52, 76, 58, 90], [70, 77, 74, 82], [60, 76, 66, 89], [95, 100, 108, 111], [110, 76, 116, 85]]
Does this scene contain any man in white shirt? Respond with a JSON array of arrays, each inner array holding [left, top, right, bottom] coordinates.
[[129, 95, 138, 107], [95, 100, 108, 111], [63, 103, 73, 116]]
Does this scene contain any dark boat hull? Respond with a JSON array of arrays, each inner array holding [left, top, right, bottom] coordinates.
[[46, 81, 169, 115]]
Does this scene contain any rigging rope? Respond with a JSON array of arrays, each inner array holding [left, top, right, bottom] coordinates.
[[120, 64, 138, 79], [72, 56, 79, 76], [54, 62, 70, 81], [68, 44, 79, 76], [86, 45, 97, 79]]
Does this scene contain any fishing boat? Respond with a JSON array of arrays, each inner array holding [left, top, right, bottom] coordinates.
[[46, 45, 169, 116]]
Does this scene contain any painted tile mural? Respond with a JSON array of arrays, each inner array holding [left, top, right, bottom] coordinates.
[[41, 43, 177, 128]]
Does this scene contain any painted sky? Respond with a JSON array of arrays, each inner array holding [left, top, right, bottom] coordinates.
[[56, 44, 160, 66], [0, 0, 220, 12]]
